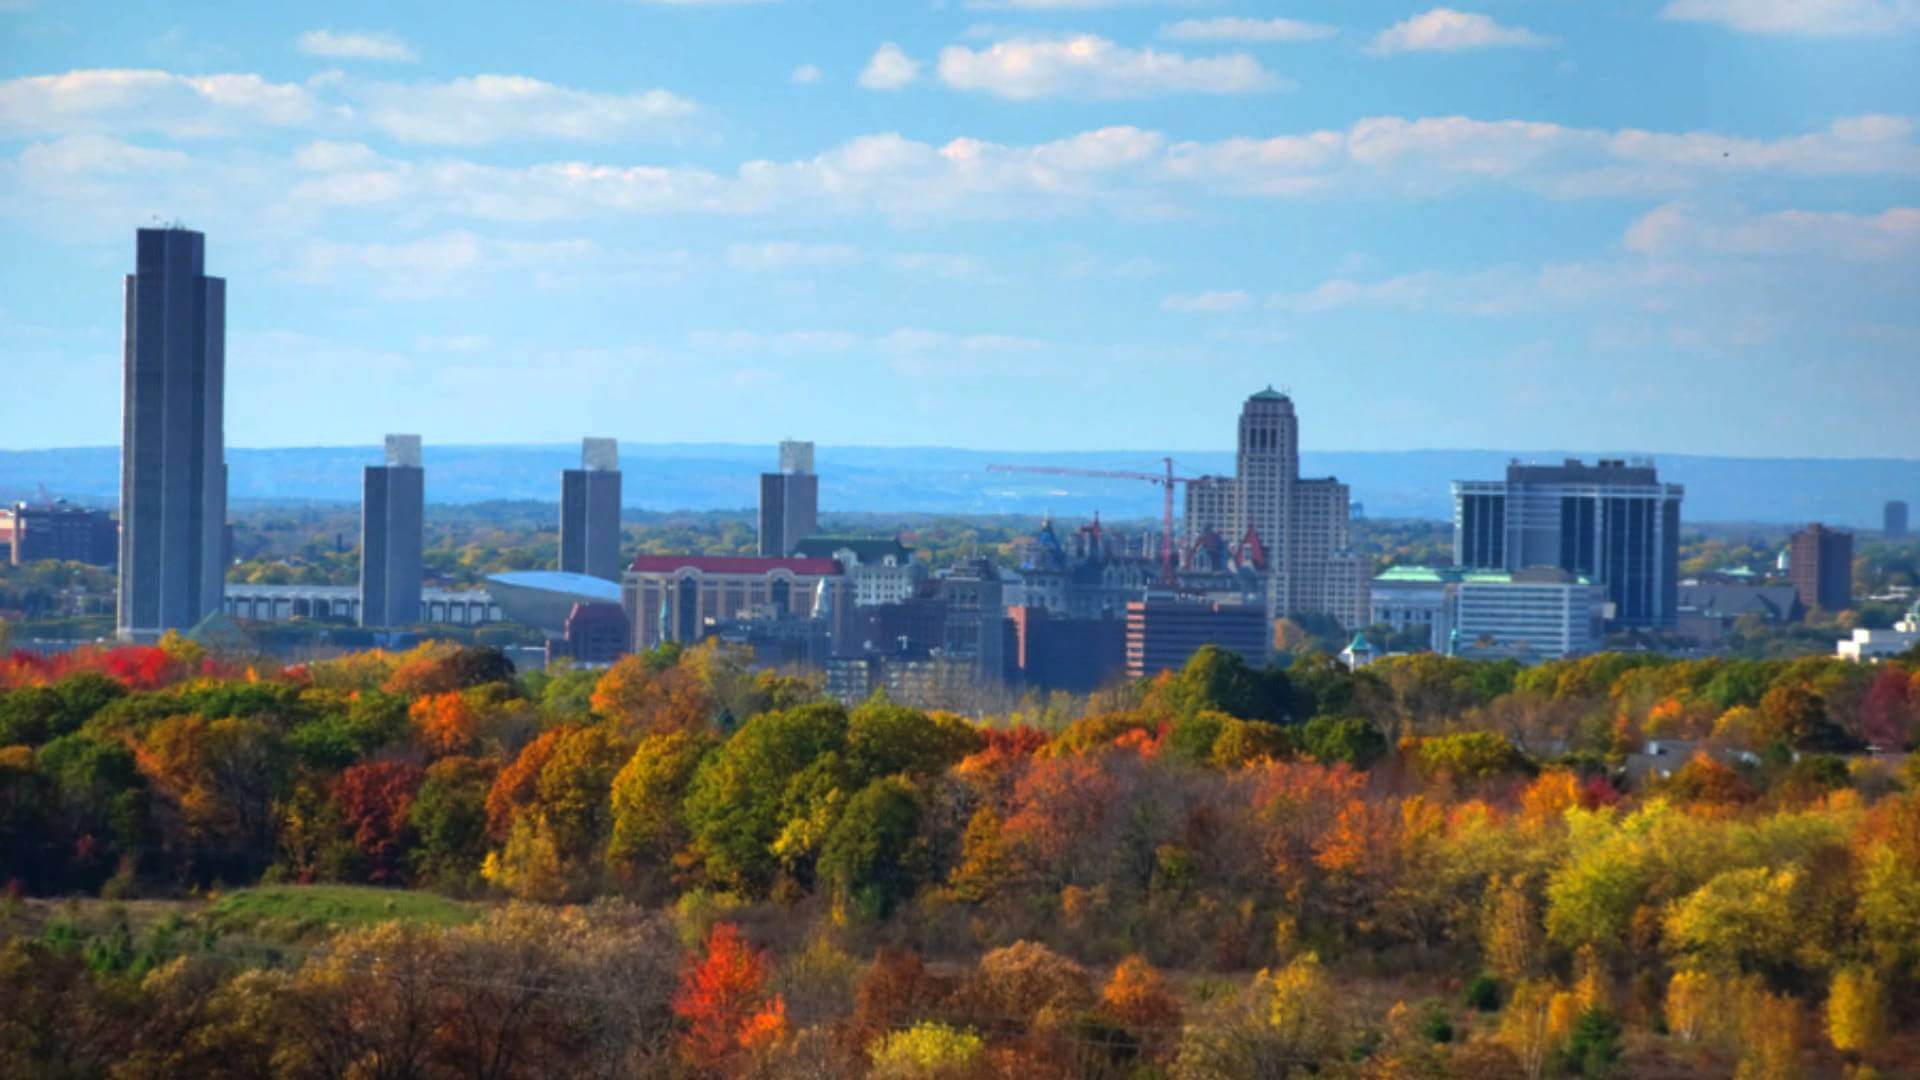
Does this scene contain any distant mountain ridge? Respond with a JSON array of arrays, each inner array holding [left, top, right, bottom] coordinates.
[[2, 445, 1914, 528]]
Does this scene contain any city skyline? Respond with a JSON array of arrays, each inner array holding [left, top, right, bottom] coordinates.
[[3, 3, 1918, 457]]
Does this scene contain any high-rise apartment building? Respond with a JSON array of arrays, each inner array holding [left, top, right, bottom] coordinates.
[[758, 439, 819, 557], [1183, 390, 1369, 629], [1789, 523, 1854, 613], [561, 437, 622, 581], [117, 227, 227, 643], [1887, 500, 1910, 539], [1452, 459, 1683, 628], [361, 435, 424, 628]]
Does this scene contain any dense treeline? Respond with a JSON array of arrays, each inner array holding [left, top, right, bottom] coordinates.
[[3, 636, 1918, 1077]]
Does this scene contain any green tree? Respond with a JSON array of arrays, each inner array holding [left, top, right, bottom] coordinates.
[[35, 732, 150, 889], [1151, 645, 1296, 723], [407, 755, 497, 888], [1560, 1009, 1622, 1078], [683, 702, 849, 892], [533, 725, 630, 867], [1299, 715, 1388, 768], [1662, 866, 1802, 976], [845, 700, 981, 781], [820, 776, 923, 919], [606, 730, 712, 887]]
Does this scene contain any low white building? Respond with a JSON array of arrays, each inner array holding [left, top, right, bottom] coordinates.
[[1838, 600, 1920, 661], [1370, 566, 1457, 650], [1370, 564, 1606, 661], [223, 583, 500, 626], [1452, 568, 1607, 660]]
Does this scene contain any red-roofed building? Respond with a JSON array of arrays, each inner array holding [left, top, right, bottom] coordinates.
[[623, 554, 851, 653]]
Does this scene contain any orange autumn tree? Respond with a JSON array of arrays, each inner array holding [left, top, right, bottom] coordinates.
[[1001, 753, 1122, 888], [410, 691, 480, 755], [1100, 955, 1182, 1058], [591, 651, 714, 735], [673, 922, 787, 1070], [484, 726, 568, 842]]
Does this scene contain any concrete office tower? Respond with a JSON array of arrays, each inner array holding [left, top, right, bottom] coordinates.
[[1453, 458, 1684, 628], [561, 437, 623, 581], [360, 435, 424, 628], [758, 439, 819, 557], [1888, 500, 1910, 539], [1183, 389, 1368, 629], [117, 227, 227, 643], [1789, 523, 1854, 613]]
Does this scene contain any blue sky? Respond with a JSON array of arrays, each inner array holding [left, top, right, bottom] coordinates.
[[2, 0, 1916, 457]]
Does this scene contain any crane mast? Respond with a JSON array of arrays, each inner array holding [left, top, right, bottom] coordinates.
[[986, 457, 1198, 586]]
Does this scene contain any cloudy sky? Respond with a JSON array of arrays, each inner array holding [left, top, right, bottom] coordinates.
[[2, 1, 1916, 457]]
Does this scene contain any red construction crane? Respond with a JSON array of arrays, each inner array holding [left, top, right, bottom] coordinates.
[[987, 457, 1200, 586]]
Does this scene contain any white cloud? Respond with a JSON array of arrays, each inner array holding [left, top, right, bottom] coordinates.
[[12, 113, 1918, 237], [1260, 201, 1919, 357], [0, 68, 696, 146], [13, 133, 190, 177], [1625, 203, 1920, 260], [293, 139, 380, 172], [938, 35, 1282, 99], [790, 64, 822, 85], [1162, 290, 1252, 313], [290, 230, 595, 296], [859, 43, 920, 91], [1367, 9, 1554, 55], [0, 69, 325, 138], [725, 240, 860, 270], [1164, 114, 1920, 200], [1160, 17, 1338, 43], [297, 30, 418, 63], [353, 75, 696, 145], [1661, 0, 1920, 36]]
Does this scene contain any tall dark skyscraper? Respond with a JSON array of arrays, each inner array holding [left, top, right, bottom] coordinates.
[[561, 437, 622, 581], [1452, 459, 1684, 628], [1789, 523, 1854, 613], [360, 435, 424, 628], [758, 439, 819, 557], [117, 227, 226, 643], [1887, 500, 1910, 539]]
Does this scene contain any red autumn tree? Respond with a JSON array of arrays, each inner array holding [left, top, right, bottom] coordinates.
[[333, 760, 426, 883], [1859, 664, 1914, 749], [672, 922, 787, 1071]]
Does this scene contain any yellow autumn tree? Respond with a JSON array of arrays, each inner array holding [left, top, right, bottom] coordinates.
[[1737, 990, 1803, 1080], [481, 813, 569, 902], [1499, 980, 1560, 1080], [1257, 951, 1342, 1063], [1481, 874, 1544, 981], [1665, 969, 1715, 1044], [1825, 967, 1886, 1056]]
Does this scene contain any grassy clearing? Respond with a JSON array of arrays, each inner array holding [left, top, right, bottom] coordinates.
[[205, 884, 478, 942]]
